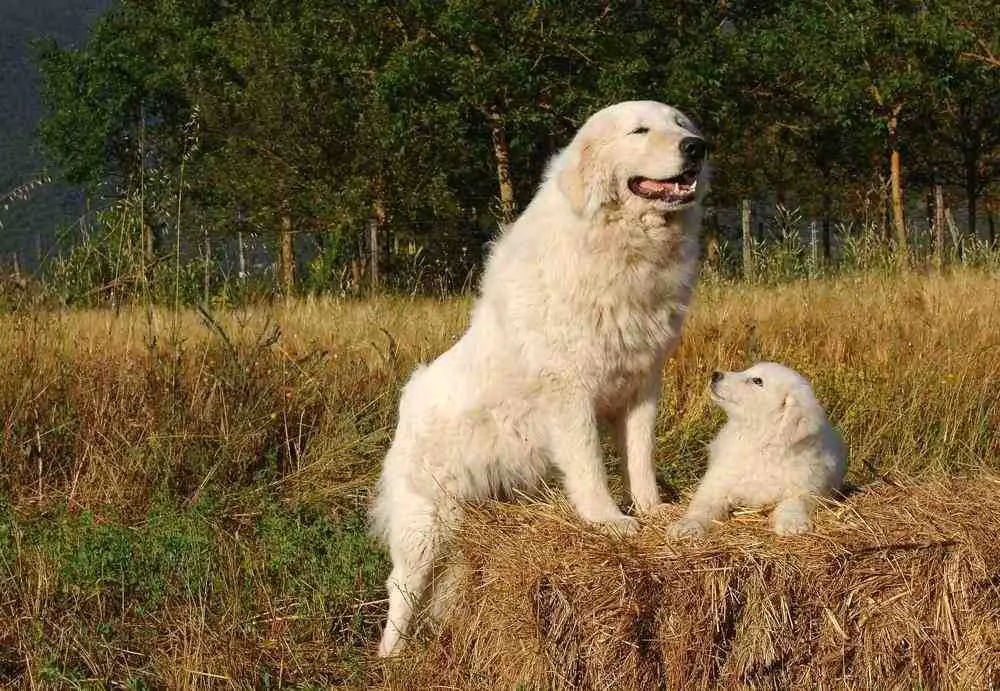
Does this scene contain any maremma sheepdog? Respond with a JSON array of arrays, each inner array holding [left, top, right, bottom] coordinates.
[[668, 363, 847, 539], [372, 101, 709, 656]]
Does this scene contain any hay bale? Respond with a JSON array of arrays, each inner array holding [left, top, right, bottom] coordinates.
[[393, 477, 1000, 690]]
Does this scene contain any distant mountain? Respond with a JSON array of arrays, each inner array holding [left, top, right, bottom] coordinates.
[[0, 0, 111, 270]]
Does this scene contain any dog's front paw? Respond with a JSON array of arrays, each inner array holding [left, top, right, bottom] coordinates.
[[772, 511, 811, 536], [593, 514, 640, 538], [666, 517, 706, 540]]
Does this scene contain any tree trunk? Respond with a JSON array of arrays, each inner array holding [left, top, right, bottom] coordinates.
[[740, 199, 754, 280], [279, 214, 294, 295], [887, 111, 907, 264], [989, 210, 996, 246], [889, 149, 906, 260], [934, 181, 946, 268], [369, 177, 388, 290], [486, 106, 516, 224]]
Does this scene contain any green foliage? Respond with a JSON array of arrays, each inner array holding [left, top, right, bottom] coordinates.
[[38, 506, 214, 608], [33, 3, 189, 190], [256, 506, 387, 606], [2, 501, 386, 685]]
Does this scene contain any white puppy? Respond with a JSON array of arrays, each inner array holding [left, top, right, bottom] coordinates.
[[668, 363, 846, 539], [371, 101, 709, 656]]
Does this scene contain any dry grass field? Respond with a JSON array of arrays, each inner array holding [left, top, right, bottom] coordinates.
[[1, 268, 998, 687]]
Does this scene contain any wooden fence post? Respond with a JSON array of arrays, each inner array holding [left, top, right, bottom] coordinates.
[[741, 199, 754, 280], [934, 181, 945, 268], [368, 217, 380, 290], [202, 226, 211, 303], [809, 219, 819, 276], [237, 231, 246, 281]]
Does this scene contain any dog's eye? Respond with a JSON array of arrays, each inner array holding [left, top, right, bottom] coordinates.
[[630, 126, 649, 135], [751, 377, 764, 387]]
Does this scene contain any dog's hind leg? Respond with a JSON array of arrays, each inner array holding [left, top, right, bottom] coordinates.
[[377, 499, 444, 658]]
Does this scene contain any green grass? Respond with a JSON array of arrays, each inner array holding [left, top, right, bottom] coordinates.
[[1, 499, 387, 686]]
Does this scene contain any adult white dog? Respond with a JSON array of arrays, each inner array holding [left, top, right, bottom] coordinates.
[[668, 363, 847, 539], [372, 101, 709, 657]]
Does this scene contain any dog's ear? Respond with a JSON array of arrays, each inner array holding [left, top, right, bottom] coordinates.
[[557, 136, 614, 217], [779, 391, 823, 445]]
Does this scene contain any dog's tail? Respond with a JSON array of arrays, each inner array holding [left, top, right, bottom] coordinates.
[[369, 450, 396, 544], [369, 362, 432, 545]]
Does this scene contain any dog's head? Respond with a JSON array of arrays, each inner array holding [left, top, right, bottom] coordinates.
[[709, 362, 826, 443], [552, 100, 709, 219]]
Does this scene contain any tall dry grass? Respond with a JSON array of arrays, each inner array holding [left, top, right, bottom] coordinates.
[[0, 268, 997, 686]]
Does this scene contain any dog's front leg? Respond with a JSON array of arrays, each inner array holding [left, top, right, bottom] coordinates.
[[667, 472, 730, 539], [548, 399, 639, 536], [770, 495, 815, 536], [613, 374, 663, 514]]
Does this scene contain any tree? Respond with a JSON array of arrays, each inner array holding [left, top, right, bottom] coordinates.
[[35, 1, 210, 278], [34, 0, 1000, 298], [181, 1, 364, 294], [912, 0, 1000, 241]]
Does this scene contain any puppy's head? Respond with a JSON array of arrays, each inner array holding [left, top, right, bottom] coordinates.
[[552, 100, 709, 218], [709, 362, 825, 442]]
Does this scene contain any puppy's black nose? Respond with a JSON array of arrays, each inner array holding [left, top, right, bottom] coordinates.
[[711, 370, 723, 384], [680, 136, 707, 164]]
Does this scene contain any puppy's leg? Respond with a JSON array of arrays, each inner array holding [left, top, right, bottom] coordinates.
[[548, 399, 639, 536], [770, 495, 815, 536], [667, 479, 729, 539], [613, 374, 663, 514], [377, 500, 444, 657]]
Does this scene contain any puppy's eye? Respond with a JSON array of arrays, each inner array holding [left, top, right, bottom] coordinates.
[[630, 126, 649, 135], [751, 377, 764, 387]]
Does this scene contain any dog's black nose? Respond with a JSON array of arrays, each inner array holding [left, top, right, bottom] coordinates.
[[711, 370, 723, 384], [680, 136, 707, 163]]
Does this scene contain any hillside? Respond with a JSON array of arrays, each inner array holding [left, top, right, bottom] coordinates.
[[0, 0, 109, 267]]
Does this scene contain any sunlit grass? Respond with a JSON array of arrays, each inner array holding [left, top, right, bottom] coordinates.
[[0, 268, 997, 685]]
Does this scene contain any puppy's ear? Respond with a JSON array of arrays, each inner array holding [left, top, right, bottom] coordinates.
[[558, 137, 613, 217], [779, 392, 823, 444]]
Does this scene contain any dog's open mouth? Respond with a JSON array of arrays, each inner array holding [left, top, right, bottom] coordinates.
[[628, 170, 698, 204]]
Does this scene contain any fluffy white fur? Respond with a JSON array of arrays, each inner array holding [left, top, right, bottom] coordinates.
[[668, 362, 847, 539], [371, 101, 709, 657]]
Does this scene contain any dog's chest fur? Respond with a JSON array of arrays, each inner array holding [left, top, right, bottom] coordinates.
[[568, 232, 698, 410], [477, 204, 700, 413]]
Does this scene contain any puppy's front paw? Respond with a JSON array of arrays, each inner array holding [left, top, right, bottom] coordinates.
[[593, 514, 640, 538], [666, 517, 706, 540], [772, 511, 811, 536]]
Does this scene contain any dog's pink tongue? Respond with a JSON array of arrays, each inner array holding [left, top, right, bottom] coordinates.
[[638, 179, 678, 194]]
